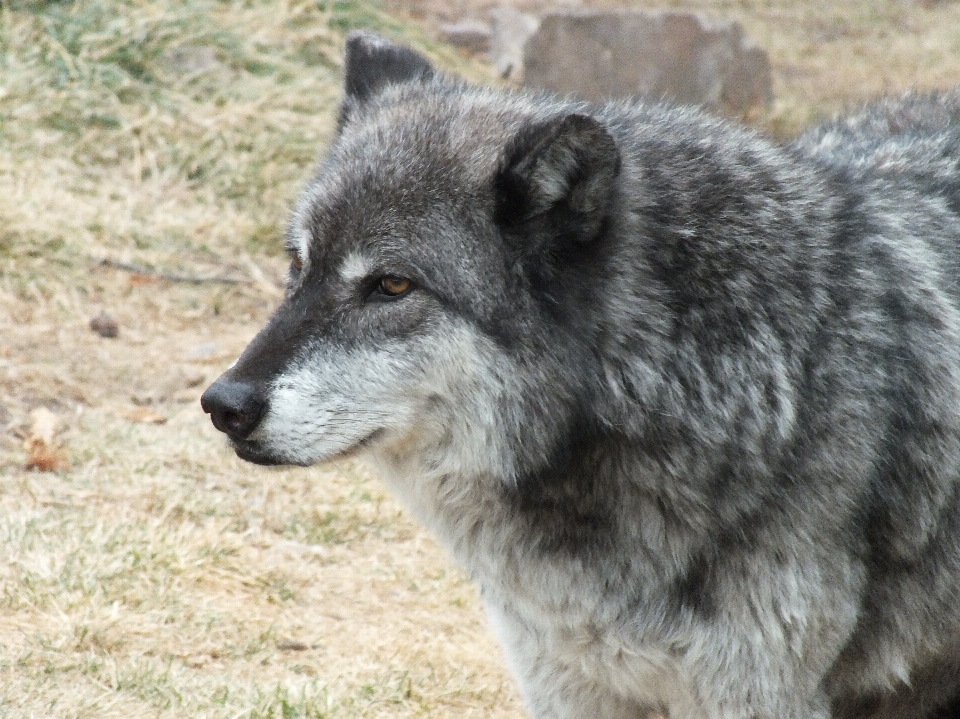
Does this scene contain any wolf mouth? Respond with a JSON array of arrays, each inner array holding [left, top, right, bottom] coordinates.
[[229, 439, 299, 466], [229, 428, 385, 467]]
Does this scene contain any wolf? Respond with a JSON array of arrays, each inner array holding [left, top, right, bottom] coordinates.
[[201, 31, 960, 719]]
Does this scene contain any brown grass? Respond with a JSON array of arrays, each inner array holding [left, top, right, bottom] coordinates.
[[1, 0, 959, 716]]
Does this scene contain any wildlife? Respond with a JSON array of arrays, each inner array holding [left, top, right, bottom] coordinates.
[[201, 31, 960, 719]]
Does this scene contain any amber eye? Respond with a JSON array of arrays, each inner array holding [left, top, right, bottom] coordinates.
[[290, 254, 303, 272], [378, 276, 412, 297]]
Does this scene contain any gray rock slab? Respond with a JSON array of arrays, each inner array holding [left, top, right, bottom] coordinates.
[[521, 10, 773, 116], [439, 20, 492, 54], [490, 6, 541, 82]]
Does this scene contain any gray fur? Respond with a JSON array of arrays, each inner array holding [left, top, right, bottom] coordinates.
[[201, 32, 960, 719]]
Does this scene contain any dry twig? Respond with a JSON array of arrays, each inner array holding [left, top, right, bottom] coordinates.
[[97, 258, 245, 285]]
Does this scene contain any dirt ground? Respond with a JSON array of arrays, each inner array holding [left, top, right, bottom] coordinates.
[[1, 0, 959, 717]]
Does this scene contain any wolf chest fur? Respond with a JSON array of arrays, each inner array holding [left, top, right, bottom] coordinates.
[[201, 32, 960, 719]]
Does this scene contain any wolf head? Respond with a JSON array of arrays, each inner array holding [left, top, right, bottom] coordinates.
[[201, 32, 624, 484]]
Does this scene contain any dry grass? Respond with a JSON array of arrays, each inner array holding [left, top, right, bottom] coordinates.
[[0, 1, 517, 716], [1, 0, 959, 716]]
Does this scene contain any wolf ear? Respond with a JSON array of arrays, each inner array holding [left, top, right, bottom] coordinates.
[[495, 114, 620, 248], [342, 31, 434, 105]]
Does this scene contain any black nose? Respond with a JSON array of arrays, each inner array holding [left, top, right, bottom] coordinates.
[[200, 378, 267, 440]]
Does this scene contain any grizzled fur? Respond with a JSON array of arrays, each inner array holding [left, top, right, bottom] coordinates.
[[202, 32, 960, 719]]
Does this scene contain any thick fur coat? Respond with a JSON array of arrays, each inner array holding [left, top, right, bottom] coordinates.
[[202, 33, 960, 719]]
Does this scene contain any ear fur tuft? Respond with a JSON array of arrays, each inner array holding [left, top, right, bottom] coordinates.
[[495, 114, 620, 247], [342, 32, 434, 105]]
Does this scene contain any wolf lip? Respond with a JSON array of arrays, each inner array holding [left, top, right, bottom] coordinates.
[[229, 439, 298, 467], [229, 428, 384, 467]]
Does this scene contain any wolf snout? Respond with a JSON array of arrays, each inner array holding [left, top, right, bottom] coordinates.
[[200, 378, 267, 440]]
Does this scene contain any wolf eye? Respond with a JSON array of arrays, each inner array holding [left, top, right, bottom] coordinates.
[[290, 254, 303, 272], [377, 276, 412, 297]]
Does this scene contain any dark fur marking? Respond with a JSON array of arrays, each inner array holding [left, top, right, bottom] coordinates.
[[672, 551, 718, 619]]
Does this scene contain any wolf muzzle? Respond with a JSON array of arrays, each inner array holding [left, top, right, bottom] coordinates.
[[200, 378, 267, 440]]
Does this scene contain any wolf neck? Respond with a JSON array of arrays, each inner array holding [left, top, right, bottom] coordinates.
[[369, 421, 704, 615]]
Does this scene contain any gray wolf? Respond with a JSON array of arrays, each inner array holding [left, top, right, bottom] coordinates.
[[201, 32, 960, 719]]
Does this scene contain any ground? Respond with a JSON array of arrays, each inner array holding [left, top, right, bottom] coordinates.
[[1, 1, 959, 717]]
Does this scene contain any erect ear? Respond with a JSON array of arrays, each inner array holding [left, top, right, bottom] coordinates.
[[495, 114, 620, 247], [342, 31, 434, 105]]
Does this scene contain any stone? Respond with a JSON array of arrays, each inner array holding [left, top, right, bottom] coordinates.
[[520, 10, 773, 116], [89, 310, 119, 338], [439, 20, 492, 54], [489, 7, 540, 82]]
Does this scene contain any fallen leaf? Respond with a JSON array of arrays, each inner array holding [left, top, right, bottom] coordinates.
[[24, 407, 67, 471], [122, 407, 167, 424], [25, 443, 67, 472], [128, 273, 158, 286], [29, 407, 59, 445]]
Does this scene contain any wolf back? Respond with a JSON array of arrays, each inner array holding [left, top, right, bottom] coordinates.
[[202, 33, 960, 719]]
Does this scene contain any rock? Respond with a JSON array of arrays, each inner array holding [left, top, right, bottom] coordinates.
[[89, 310, 119, 338], [519, 10, 773, 116], [489, 7, 540, 82], [439, 20, 492, 54]]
